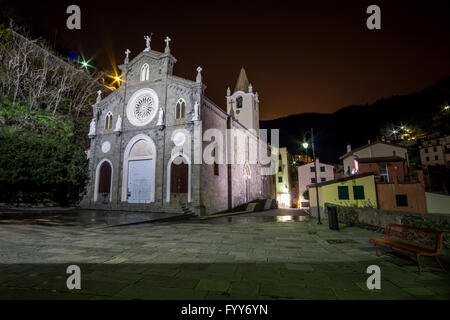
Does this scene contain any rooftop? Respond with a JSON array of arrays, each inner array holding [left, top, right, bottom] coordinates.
[[356, 156, 406, 163], [340, 141, 408, 160], [234, 67, 250, 93], [307, 172, 375, 188]]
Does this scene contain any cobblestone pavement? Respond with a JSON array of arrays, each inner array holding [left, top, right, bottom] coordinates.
[[0, 208, 448, 300]]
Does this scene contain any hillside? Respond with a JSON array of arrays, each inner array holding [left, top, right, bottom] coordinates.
[[0, 26, 103, 205], [261, 77, 450, 164]]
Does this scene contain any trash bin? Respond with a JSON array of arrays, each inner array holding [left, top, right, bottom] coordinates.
[[327, 206, 339, 231]]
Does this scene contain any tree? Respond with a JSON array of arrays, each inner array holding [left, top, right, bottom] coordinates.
[[303, 189, 309, 200]]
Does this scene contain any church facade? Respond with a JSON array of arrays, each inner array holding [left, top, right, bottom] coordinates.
[[81, 37, 276, 215]]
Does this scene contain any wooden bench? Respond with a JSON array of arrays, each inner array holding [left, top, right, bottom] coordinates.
[[370, 224, 447, 274]]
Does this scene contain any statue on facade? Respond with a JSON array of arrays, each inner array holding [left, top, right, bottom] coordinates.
[[156, 108, 164, 126], [96, 90, 102, 104], [88, 118, 96, 137], [144, 34, 152, 52], [192, 101, 200, 121], [114, 115, 122, 134]]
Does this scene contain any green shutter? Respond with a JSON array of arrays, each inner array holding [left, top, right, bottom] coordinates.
[[353, 186, 365, 200], [338, 186, 349, 200]]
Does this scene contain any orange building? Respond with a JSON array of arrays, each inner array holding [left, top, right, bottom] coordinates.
[[356, 156, 406, 183], [376, 182, 427, 213], [355, 156, 427, 213]]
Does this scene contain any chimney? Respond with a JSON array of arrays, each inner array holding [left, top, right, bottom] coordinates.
[[347, 144, 351, 153]]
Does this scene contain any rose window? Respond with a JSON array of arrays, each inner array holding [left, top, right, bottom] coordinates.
[[126, 88, 159, 127], [134, 95, 154, 122]]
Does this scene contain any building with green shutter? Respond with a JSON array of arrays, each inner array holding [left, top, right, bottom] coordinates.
[[307, 173, 378, 218]]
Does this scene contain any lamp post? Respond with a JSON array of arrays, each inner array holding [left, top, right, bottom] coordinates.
[[302, 128, 322, 224]]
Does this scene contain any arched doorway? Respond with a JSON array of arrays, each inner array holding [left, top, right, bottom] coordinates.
[[170, 156, 188, 203], [96, 160, 112, 203], [166, 153, 191, 203], [122, 135, 156, 203]]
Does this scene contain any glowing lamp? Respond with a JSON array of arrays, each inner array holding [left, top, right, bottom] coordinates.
[[302, 142, 309, 149]]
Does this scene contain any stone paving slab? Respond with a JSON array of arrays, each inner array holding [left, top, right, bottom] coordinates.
[[0, 208, 448, 300]]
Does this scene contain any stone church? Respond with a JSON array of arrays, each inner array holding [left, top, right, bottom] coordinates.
[[81, 36, 275, 215]]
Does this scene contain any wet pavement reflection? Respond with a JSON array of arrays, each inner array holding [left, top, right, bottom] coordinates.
[[0, 207, 310, 227], [200, 214, 310, 224], [0, 209, 179, 228], [194, 209, 311, 224]]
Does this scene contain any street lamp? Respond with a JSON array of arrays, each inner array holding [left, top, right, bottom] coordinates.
[[392, 129, 398, 141], [302, 128, 322, 225]]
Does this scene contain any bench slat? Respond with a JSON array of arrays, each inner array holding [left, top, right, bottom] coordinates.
[[370, 238, 435, 254], [369, 224, 447, 274]]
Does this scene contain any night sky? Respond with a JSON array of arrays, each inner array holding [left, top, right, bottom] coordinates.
[[2, 0, 450, 120]]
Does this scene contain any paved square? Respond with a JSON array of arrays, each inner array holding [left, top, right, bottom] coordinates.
[[0, 209, 448, 299]]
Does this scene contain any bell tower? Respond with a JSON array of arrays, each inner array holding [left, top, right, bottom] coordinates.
[[226, 67, 260, 135]]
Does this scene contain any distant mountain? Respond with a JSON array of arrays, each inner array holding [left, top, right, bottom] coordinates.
[[261, 77, 450, 164]]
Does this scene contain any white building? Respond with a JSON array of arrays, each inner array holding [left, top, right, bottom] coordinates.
[[419, 135, 450, 167], [298, 159, 334, 208], [340, 141, 408, 176]]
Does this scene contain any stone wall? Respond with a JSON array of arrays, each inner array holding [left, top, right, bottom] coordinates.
[[200, 100, 229, 215], [325, 203, 450, 248]]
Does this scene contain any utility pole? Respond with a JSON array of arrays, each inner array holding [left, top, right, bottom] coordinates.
[[311, 128, 322, 224]]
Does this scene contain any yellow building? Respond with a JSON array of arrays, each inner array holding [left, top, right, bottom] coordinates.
[[276, 147, 291, 207], [308, 173, 377, 218]]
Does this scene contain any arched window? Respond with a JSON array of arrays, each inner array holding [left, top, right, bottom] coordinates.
[[140, 63, 150, 81], [236, 96, 243, 109], [175, 99, 186, 119], [94, 159, 113, 202], [105, 111, 113, 131]]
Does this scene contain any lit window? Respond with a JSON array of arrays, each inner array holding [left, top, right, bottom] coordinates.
[[140, 63, 150, 81], [105, 111, 113, 131], [175, 99, 186, 119]]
